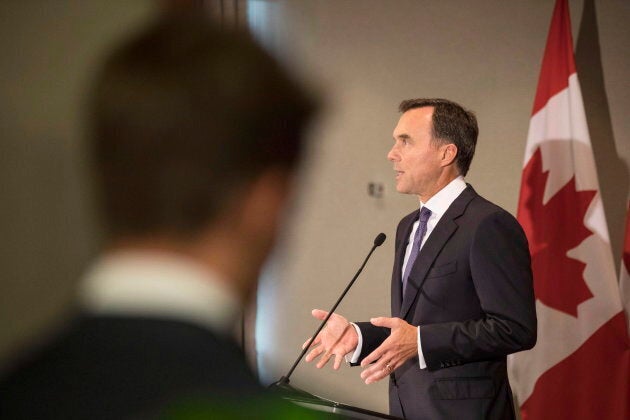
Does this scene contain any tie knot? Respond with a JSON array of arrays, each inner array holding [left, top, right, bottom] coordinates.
[[419, 207, 432, 223]]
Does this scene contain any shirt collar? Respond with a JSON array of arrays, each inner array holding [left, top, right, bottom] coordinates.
[[420, 175, 467, 217], [77, 250, 240, 334]]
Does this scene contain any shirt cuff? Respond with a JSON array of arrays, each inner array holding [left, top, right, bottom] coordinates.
[[345, 322, 363, 364], [418, 326, 427, 369]]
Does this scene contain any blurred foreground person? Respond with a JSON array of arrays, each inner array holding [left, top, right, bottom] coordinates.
[[0, 15, 319, 419]]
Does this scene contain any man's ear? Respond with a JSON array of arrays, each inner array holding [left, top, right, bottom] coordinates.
[[192, 169, 293, 303], [440, 143, 458, 168]]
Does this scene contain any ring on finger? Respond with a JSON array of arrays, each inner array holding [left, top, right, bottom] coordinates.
[[384, 363, 393, 374]]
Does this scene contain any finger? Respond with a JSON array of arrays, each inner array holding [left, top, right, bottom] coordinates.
[[361, 360, 394, 384], [360, 364, 383, 383], [312, 309, 329, 321], [302, 335, 320, 349], [316, 350, 333, 369], [360, 358, 387, 380], [360, 345, 386, 367], [360, 364, 376, 380], [370, 316, 397, 328], [364, 367, 389, 385], [333, 352, 344, 370], [305, 345, 324, 362]]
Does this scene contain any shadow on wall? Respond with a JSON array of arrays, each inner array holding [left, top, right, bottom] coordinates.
[[576, 0, 629, 263]]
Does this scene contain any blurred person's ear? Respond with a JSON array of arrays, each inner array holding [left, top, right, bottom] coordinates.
[[237, 167, 294, 247], [197, 167, 295, 302]]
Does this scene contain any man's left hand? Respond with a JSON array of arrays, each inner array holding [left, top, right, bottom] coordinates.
[[360, 317, 418, 384]]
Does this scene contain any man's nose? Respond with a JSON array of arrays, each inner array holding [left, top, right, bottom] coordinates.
[[387, 146, 398, 162]]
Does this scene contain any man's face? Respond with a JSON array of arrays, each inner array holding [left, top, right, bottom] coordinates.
[[387, 107, 444, 199]]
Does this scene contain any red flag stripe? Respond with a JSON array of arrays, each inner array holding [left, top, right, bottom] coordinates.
[[531, 0, 576, 116], [520, 312, 630, 420]]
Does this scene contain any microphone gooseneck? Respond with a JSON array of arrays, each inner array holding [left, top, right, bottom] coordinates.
[[271, 233, 387, 387]]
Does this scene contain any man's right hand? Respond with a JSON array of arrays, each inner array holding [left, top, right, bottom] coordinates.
[[302, 309, 359, 370]]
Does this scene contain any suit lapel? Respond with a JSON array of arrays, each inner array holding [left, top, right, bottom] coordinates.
[[399, 185, 477, 319], [391, 211, 418, 315]]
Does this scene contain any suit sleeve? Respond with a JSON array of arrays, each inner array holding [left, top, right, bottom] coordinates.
[[419, 210, 537, 371], [350, 322, 389, 365]]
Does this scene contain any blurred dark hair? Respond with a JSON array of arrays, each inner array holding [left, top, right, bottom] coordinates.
[[89, 16, 317, 238], [399, 98, 477, 176]]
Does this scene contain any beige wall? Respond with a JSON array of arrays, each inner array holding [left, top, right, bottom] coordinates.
[[0, 0, 628, 415], [0, 1, 157, 364], [255, 0, 630, 413]]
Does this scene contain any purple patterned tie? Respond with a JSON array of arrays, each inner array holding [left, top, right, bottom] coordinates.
[[402, 206, 432, 298]]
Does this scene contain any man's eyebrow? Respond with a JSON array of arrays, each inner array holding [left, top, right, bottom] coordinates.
[[395, 133, 411, 140]]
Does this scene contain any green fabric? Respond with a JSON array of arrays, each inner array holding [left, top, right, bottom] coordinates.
[[159, 396, 337, 419]]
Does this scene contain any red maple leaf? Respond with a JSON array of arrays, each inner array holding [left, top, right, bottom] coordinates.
[[517, 148, 596, 317]]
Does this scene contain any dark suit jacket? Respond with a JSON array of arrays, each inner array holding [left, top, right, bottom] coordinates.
[[356, 185, 537, 420], [0, 314, 268, 419]]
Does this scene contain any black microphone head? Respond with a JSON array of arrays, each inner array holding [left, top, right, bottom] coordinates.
[[374, 233, 386, 246]]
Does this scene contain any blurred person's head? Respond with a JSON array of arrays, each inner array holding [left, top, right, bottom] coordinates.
[[89, 16, 317, 302]]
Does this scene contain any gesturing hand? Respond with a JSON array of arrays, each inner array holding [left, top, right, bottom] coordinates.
[[360, 317, 418, 384], [302, 309, 358, 370]]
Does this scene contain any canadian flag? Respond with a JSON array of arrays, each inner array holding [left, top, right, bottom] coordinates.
[[508, 0, 630, 419]]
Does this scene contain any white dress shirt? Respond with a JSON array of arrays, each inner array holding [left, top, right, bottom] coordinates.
[[348, 176, 467, 367], [78, 250, 240, 335]]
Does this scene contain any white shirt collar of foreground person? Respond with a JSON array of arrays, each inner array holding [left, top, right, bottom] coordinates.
[[78, 250, 240, 335]]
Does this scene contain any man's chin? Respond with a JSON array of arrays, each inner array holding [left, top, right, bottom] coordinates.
[[394, 184, 408, 194]]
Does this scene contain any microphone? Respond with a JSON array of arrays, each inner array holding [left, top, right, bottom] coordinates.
[[271, 232, 387, 388]]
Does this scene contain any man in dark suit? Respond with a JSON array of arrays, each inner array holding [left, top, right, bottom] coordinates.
[[304, 99, 537, 419], [0, 14, 319, 419]]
